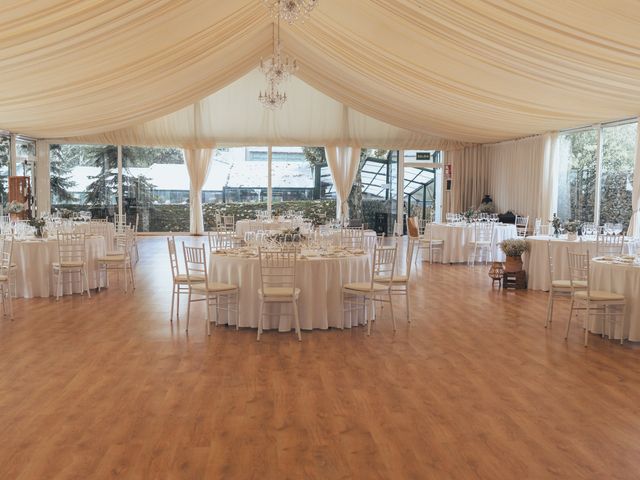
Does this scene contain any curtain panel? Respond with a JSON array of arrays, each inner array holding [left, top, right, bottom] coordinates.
[[324, 146, 361, 220], [443, 145, 489, 214], [183, 148, 215, 235], [629, 119, 640, 237], [481, 133, 558, 224]]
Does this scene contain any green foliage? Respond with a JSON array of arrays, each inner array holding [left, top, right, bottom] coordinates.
[[500, 238, 530, 257], [302, 147, 326, 167]]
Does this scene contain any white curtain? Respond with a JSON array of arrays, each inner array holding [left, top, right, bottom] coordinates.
[[485, 133, 558, 222], [35, 140, 51, 216], [629, 118, 640, 237], [325, 146, 361, 220], [443, 145, 489, 214], [183, 148, 214, 235]]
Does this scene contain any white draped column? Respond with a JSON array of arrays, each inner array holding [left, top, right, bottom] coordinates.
[[629, 117, 640, 237], [35, 140, 51, 216], [324, 145, 361, 220], [183, 148, 214, 235]]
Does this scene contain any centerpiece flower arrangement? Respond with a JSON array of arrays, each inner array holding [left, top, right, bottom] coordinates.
[[550, 214, 561, 237], [500, 238, 530, 272], [564, 220, 581, 241], [28, 217, 46, 238], [267, 227, 306, 243], [463, 207, 476, 222]]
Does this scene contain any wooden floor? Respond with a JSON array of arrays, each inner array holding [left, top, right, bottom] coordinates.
[[1, 236, 639, 479]]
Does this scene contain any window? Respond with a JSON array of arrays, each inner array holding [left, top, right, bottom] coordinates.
[[557, 129, 598, 223], [123, 146, 188, 232], [0, 136, 9, 207], [271, 147, 316, 203], [600, 122, 636, 228], [556, 121, 637, 229], [50, 144, 117, 218]]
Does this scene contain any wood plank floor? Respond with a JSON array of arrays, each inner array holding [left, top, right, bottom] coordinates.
[[0, 236, 639, 479]]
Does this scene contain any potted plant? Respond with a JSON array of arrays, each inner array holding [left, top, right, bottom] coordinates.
[[28, 217, 46, 238], [564, 220, 581, 241], [463, 207, 476, 222], [500, 238, 530, 273]]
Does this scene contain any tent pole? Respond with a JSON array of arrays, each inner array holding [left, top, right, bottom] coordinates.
[[267, 145, 273, 215]]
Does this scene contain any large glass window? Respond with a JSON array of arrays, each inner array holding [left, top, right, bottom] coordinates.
[[557, 129, 598, 223], [123, 146, 188, 232], [0, 136, 9, 208], [50, 144, 117, 218], [556, 121, 638, 229], [600, 122, 637, 228]]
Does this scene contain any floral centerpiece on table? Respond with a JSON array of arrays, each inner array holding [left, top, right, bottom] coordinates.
[[463, 207, 477, 222], [268, 227, 306, 243], [6, 200, 26, 214], [28, 217, 46, 238], [550, 214, 561, 237], [57, 208, 73, 219], [500, 238, 530, 273], [564, 220, 580, 233], [477, 202, 495, 214]]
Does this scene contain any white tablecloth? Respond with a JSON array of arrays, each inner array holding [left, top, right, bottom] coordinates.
[[524, 235, 637, 291], [429, 223, 518, 263], [590, 259, 640, 342], [73, 222, 115, 250], [208, 253, 371, 330], [13, 235, 106, 298]]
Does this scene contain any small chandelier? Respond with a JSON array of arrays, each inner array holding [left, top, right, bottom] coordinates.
[[259, 27, 297, 86], [263, 0, 319, 24], [259, 80, 287, 109]]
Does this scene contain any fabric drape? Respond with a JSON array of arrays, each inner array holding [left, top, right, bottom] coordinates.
[[629, 119, 640, 237], [486, 134, 558, 223], [443, 146, 489, 214], [1, 2, 640, 145], [183, 148, 214, 235], [325, 146, 361, 220], [35, 140, 51, 215]]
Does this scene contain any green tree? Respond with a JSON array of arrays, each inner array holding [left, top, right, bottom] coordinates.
[[49, 144, 77, 202]]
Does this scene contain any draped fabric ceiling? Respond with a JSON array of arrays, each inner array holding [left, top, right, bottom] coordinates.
[[1, 1, 640, 148]]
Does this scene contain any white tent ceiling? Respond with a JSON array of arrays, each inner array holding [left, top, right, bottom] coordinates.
[[1, 1, 640, 147]]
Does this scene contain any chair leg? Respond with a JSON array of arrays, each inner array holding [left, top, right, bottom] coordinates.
[[257, 299, 264, 341], [6, 283, 12, 319], [186, 290, 192, 333], [84, 268, 91, 298], [367, 296, 374, 336], [176, 285, 181, 321], [293, 300, 301, 341], [235, 291, 240, 330], [619, 305, 625, 345], [545, 291, 553, 328], [565, 298, 574, 340], [389, 293, 396, 331], [170, 283, 176, 322], [129, 259, 136, 290], [206, 294, 211, 336], [584, 302, 590, 347], [405, 288, 410, 323]]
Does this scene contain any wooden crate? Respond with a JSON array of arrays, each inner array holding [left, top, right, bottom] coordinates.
[[502, 270, 527, 290]]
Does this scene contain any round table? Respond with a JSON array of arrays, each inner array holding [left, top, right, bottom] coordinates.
[[13, 235, 106, 298], [429, 223, 518, 263], [208, 251, 371, 330], [524, 235, 638, 291], [590, 258, 640, 342]]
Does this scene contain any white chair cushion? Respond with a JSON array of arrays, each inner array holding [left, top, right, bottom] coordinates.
[[574, 290, 625, 301], [191, 282, 237, 293], [0, 274, 8, 282], [552, 279, 587, 289], [420, 238, 444, 245], [53, 261, 85, 268], [469, 240, 491, 245], [174, 274, 205, 283], [106, 250, 124, 256], [343, 282, 389, 292], [97, 255, 126, 262], [259, 287, 301, 297], [374, 275, 408, 283]]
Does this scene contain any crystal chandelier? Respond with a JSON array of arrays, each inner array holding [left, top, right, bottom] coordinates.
[[258, 80, 287, 109], [263, 0, 319, 24], [259, 17, 297, 86]]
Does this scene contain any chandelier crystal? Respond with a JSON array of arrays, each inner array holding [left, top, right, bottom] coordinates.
[[258, 80, 287, 109], [263, 0, 319, 24], [259, 41, 297, 86]]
